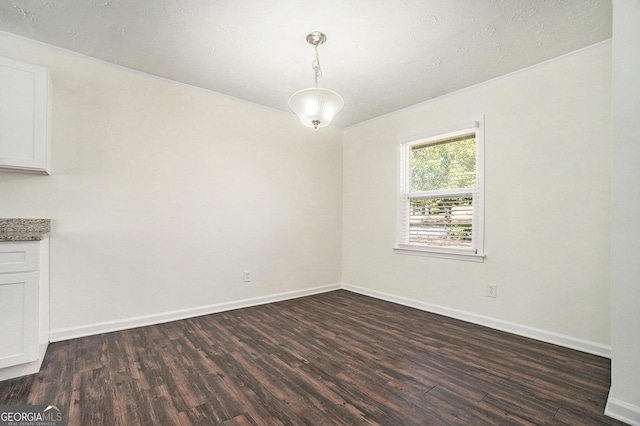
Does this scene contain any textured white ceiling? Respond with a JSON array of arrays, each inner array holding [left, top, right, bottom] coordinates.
[[0, 0, 611, 127]]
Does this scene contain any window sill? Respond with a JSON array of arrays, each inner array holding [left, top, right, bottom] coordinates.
[[393, 246, 485, 263]]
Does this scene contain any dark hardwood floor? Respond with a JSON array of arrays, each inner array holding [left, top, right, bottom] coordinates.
[[0, 290, 622, 425]]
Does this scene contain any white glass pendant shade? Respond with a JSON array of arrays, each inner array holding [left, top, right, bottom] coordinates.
[[288, 87, 345, 129]]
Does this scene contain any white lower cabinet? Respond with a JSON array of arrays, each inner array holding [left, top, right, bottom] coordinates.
[[0, 239, 49, 380], [0, 271, 39, 368]]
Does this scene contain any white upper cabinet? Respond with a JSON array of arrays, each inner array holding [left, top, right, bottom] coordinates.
[[0, 57, 50, 174]]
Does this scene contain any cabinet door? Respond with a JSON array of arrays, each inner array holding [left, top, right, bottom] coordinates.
[[0, 271, 39, 368], [0, 57, 48, 173]]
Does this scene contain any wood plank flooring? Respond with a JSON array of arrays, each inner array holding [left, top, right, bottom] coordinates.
[[0, 290, 622, 425]]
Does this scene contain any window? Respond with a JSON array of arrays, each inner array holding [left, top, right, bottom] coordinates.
[[395, 120, 484, 261]]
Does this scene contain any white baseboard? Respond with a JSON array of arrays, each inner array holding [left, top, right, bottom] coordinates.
[[48, 283, 340, 342], [48, 282, 611, 360], [606, 396, 640, 426], [341, 283, 611, 358]]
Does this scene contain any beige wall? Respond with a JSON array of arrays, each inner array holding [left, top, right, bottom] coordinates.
[[343, 42, 612, 348], [0, 32, 343, 332]]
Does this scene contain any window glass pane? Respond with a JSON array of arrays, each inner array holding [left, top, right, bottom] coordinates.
[[409, 197, 473, 247], [410, 135, 476, 192]]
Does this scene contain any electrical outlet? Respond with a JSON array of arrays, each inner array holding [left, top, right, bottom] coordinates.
[[243, 270, 251, 282], [487, 284, 497, 298]]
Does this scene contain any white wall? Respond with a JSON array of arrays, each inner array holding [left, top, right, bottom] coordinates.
[[343, 42, 612, 350], [0, 32, 343, 333], [607, 1, 640, 423]]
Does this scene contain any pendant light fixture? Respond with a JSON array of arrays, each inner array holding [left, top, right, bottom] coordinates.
[[288, 31, 344, 129]]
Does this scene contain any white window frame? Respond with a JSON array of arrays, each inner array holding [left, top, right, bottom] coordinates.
[[394, 118, 485, 262]]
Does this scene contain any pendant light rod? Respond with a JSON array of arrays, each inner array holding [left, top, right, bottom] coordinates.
[[307, 32, 326, 88], [313, 44, 321, 87]]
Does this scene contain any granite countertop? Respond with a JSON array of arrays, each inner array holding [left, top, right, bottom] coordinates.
[[0, 218, 51, 242]]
